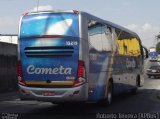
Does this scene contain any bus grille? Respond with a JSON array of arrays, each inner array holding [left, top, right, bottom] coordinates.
[[24, 46, 74, 57]]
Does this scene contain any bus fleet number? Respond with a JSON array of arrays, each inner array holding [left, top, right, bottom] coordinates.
[[66, 41, 78, 46]]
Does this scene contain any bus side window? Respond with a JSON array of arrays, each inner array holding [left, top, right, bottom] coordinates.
[[117, 32, 130, 55], [88, 20, 103, 51], [111, 28, 119, 52], [129, 37, 141, 57], [101, 25, 112, 51]]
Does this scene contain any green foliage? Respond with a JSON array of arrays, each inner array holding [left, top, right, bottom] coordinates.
[[156, 42, 160, 54], [157, 34, 160, 39]]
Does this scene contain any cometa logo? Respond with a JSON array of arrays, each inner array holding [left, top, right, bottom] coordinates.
[[27, 65, 72, 75]]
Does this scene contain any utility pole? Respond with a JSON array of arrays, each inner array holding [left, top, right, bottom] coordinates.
[[37, 0, 40, 12], [155, 33, 160, 54]]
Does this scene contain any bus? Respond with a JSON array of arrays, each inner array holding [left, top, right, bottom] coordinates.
[[18, 10, 147, 104], [149, 47, 157, 61]]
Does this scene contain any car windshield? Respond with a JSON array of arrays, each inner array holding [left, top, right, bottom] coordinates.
[[148, 61, 160, 68], [150, 66, 160, 69], [149, 62, 160, 69]]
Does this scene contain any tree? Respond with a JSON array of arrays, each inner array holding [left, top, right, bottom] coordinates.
[[156, 42, 160, 54], [156, 33, 160, 43]]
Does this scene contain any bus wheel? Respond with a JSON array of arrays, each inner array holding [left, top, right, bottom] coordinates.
[[98, 80, 113, 106], [136, 75, 140, 87], [131, 78, 138, 95], [106, 81, 113, 105]]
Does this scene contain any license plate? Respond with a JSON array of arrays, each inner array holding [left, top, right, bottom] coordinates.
[[152, 70, 156, 73], [42, 92, 55, 96]]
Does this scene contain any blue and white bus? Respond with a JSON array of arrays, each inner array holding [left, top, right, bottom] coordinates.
[[18, 10, 147, 104]]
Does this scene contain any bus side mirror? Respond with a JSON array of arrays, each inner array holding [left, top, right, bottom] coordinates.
[[142, 46, 148, 59]]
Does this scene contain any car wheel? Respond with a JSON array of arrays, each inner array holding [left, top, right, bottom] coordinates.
[[153, 76, 156, 79], [148, 75, 151, 78]]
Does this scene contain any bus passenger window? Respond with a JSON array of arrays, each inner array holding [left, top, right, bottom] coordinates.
[[111, 28, 119, 52], [101, 26, 112, 51], [88, 20, 103, 51], [117, 32, 130, 55]]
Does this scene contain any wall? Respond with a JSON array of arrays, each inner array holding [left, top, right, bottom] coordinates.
[[0, 42, 17, 93]]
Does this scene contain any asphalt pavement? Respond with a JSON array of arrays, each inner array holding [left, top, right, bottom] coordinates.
[[1, 77, 160, 119], [0, 91, 19, 101], [1, 59, 160, 119]]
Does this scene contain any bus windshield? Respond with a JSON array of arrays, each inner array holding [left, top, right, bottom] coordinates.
[[20, 13, 79, 38]]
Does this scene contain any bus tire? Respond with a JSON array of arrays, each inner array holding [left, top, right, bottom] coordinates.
[[131, 77, 138, 95], [98, 80, 113, 106], [19, 94, 28, 101], [19, 97, 26, 101], [136, 75, 140, 87], [131, 87, 137, 95], [105, 80, 113, 105], [51, 102, 66, 105]]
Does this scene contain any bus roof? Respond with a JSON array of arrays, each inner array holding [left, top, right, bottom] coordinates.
[[24, 10, 140, 39], [80, 12, 140, 39]]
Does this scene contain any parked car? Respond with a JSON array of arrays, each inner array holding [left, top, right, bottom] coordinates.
[[157, 55, 160, 62], [147, 65, 160, 78]]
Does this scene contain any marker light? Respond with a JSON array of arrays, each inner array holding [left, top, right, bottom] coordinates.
[[73, 60, 86, 87], [18, 61, 26, 86], [73, 10, 79, 14]]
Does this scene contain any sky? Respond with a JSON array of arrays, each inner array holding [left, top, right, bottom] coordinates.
[[0, 0, 160, 48]]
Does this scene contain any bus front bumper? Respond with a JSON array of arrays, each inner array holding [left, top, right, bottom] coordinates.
[[18, 83, 88, 102]]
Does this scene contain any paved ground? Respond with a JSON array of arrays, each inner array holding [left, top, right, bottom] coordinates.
[[0, 76, 160, 119]]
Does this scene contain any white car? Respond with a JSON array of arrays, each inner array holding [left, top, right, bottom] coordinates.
[[147, 65, 160, 78]]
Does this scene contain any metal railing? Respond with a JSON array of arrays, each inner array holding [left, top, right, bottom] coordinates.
[[0, 34, 18, 44]]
